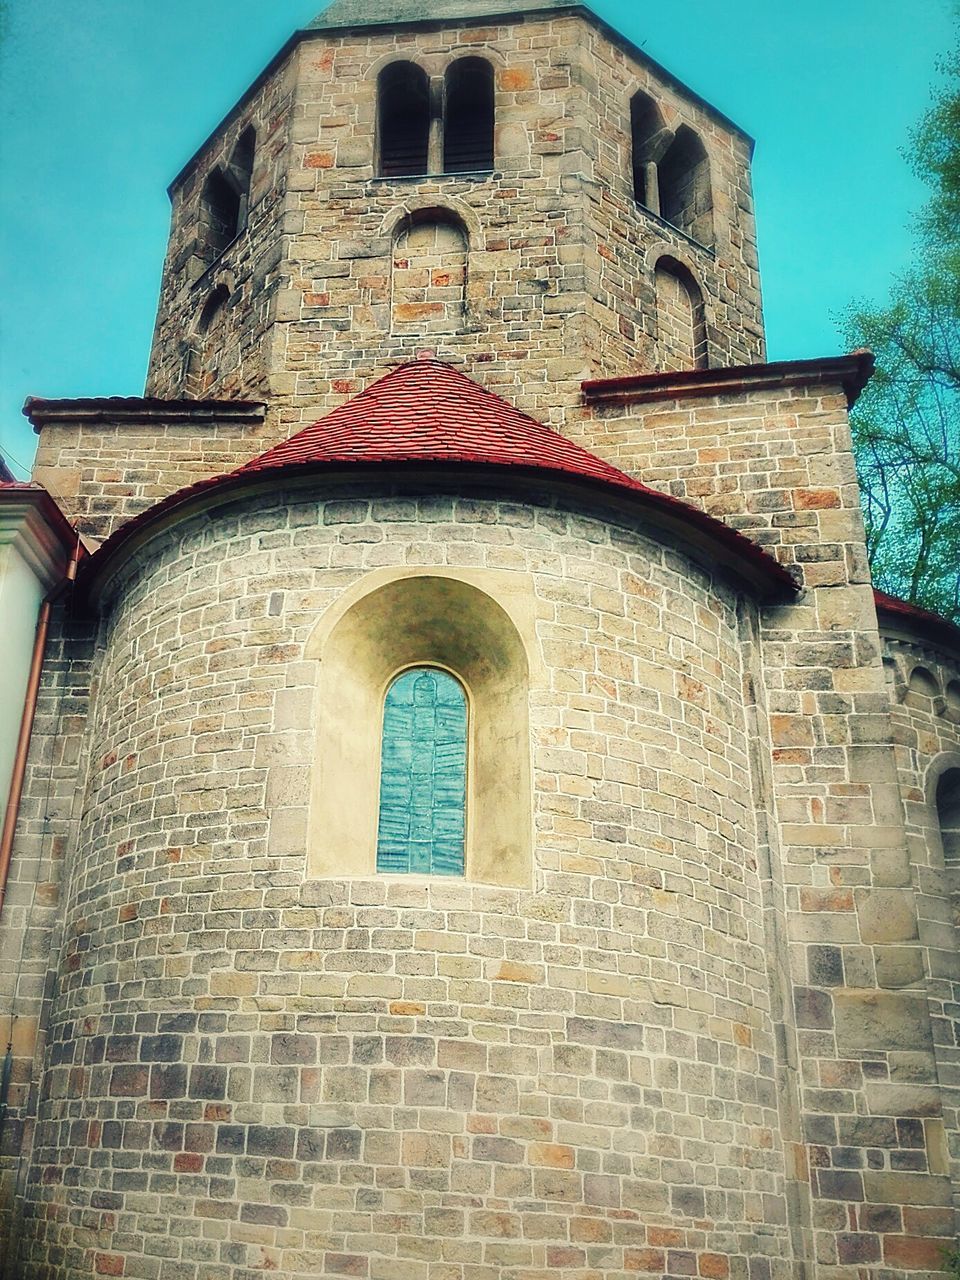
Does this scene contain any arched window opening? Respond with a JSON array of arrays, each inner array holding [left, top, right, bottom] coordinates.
[[630, 90, 668, 212], [655, 257, 707, 371], [391, 209, 469, 335], [376, 667, 468, 876], [307, 574, 532, 887], [659, 125, 714, 247], [378, 62, 431, 177], [936, 767, 960, 866], [228, 125, 256, 233], [199, 168, 241, 265], [444, 58, 495, 174]]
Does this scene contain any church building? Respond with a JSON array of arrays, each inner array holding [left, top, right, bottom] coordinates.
[[0, 0, 958, 1275]]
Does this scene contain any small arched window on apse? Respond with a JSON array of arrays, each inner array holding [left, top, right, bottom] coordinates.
[[377, 667, 468, 876], [378, 62, 431, 177], [444, 58, 495, 173], [655, 256, 708, 371], [936, 767, 960, 867], [659, 125, 714, 248], [391, 208, 469, 335], [307, 573, 532, 888]]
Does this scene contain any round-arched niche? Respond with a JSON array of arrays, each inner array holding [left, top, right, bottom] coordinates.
[[306, 570, 535, 887]]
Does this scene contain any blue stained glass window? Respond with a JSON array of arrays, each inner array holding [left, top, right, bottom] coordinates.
[[376, 668, 467, 875]]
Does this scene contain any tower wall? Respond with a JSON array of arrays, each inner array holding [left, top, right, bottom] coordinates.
[[147, 12, 764, 434]]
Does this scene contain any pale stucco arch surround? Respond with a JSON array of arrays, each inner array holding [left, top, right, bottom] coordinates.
[[305, 567, 540, 888]]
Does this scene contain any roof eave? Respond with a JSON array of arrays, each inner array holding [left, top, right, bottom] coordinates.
[[874, 589, 960, 658], [582, 352, 876, 411], [77, 458, 798, 612], [0, 485, 84, 586], [24, 396, 267, 435]]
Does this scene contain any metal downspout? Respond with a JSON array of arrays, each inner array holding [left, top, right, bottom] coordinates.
[[0, 539, 79, 917]]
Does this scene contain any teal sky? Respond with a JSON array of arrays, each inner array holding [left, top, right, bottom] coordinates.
[[0, 0, 954, 476]]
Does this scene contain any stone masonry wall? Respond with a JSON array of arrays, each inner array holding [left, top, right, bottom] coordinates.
[[17, 490, 795, 1280], [147, 13, 764, 439], [144, 46, 297, 402], [571, 375, 959, 1274], [576, 22, 763, 376], [882, 633, 960, 1215], [29, 407, 268, 543], [0, 609, 97, 1255]]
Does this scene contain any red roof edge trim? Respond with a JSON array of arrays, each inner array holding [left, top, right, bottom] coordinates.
[[582, 352, 875, 409], [77, 458, 799, 606], [874, 589, 960, 653]]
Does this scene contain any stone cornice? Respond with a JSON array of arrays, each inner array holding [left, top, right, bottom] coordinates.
[[581, 352, 876, 410], [0, 487, 80, 588], [23, 396, 267, 434]]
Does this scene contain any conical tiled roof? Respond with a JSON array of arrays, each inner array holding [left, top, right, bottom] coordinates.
[[80, 359, 799, 602], [235, 358, 653, 491]]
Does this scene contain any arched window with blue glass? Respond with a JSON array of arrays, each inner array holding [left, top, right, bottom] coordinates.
[[376, 667, 468, 875]]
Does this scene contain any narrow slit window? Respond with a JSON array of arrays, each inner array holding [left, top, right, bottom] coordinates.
[[376, 668, 467, 875], [378, 62, 431, 177], [444, 58, 495, 173]]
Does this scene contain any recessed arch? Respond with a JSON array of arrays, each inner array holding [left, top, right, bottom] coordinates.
[[907, 664, 940, 701], [380, 195, 482, 243], [654, 255, 708, 371], [307, 571, 533, 886], [182, 283, 230, 393], [198, 283, 230, 335], [391, 207, 470, 335]]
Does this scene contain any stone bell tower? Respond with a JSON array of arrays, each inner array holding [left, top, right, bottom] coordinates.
[[146, 0, 764, 435]]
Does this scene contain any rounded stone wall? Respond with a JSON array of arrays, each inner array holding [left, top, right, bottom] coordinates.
[[23, 489, 791, 1279]]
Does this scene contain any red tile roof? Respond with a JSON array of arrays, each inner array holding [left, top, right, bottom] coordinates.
[[874, 589, 960, 651], [80, 359, 799, 601], [236, 358, 671, 486]]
